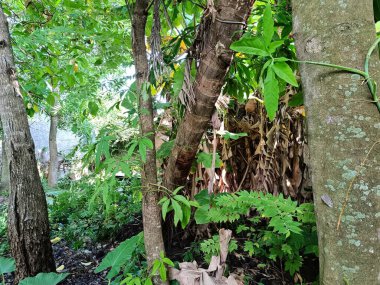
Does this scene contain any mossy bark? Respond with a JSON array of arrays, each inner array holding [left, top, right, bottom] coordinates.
[[292, 1, 380, 284]]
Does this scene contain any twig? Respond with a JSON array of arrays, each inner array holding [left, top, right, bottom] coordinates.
[[336, 140, 380, 230]]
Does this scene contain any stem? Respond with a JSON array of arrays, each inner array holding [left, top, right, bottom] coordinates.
[[291, 59, 367, 77], [364, 37, 380, 112]]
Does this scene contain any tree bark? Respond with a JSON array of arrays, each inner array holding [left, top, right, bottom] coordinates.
[[131, 1, 168, 284], [0, 136, 9, 194], [47, 109, 58, 187], [163, 0, 254, 190], [0, 7, 55, 283], [292, 1, 380, 284]]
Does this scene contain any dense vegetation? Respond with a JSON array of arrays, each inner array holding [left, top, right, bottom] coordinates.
[[0, 0, 379, 284]]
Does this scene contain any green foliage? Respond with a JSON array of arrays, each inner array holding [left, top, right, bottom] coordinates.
[[19, 273, 69, 285], [194, 190, 318, 276], [49, 176, 141, 247], [159, 186, 199, 229], [96, 235, 174, 285], [0, 205, 8, 256], [199, 235, 238, 264], [95, 233, 144, 281], [228, 1, 298, 121], [0, 257, 14, 275]]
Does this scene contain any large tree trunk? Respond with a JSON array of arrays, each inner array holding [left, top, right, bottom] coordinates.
[[47, 110, 58, 187], [131, 1, 168, 284], [0, 8, 55, 283], [292, 1, 380, 283], [163, 0, 254, 191], [0, 136, 9, 194]]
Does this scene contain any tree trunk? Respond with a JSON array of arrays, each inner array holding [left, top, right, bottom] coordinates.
[[131, 2, 168, 284], [0, 136, 9, 194], [292, 1, 380, 284], [0, 8, 55, 283], [47, 110, 58, 187], [163, 0, 254, 191]]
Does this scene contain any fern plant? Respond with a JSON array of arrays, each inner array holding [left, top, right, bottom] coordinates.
[[194, 190, 318, 276]]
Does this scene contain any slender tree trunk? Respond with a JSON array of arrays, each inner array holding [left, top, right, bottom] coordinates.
[[0, 8, 55, 283], [163, 0, 254, 190], [292, 1, 380, 283], [131, 2, 167, 284], [47, 109, 58, 187]]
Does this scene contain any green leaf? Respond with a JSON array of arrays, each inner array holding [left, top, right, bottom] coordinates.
[[173, 64, 185, 96], [272, 62, 298, 87], [19, 273, 69, 285], [159, 264, 167, 281], [197, 152, 222, 168], [288, 93, 304, 107], [194, 204, 210, 224], [174, 195, 191, 208], [171, 199, 183, 226], [138, 142, 147, 163], [161, 198, 171, 220], [151, 260, 161, 275], [268, 40, 284, 53], [263, 67, 280, 121], [230, 37, 269, 57], [162, 257, 174, 267], [217, 131, 247, 140], [157, 140, 174, 159], [181, 204, 191, 229], [46, 94, 55, 107], [140, 138, 153, 149], [95, 233, 143, 276], [144, 278, 153, 285], [88, 101, 99, 116], [262, 3, 274, 47], [0, 257, 15, 274]]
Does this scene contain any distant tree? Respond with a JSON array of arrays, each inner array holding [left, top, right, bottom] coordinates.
[[0, 7, 55, 283], [292, 0, 380, 283]]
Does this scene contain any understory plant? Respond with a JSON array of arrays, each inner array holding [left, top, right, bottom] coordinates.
[[49, 175, 141, 248], [194, 190, 318, 276], [95, 232, 174, 285]]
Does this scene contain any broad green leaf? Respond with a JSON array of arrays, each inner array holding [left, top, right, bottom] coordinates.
[[140, 138, 153, 149], [171, 199, 183, 225], [95, 233, 143, 275], [88, 101, 99, 116], [159, 264, 167, 281], [264, 67, 279, 121], [151, 260, 161, 275], [138, 142, 147, 163], [161, 198, 170, 220], [127, 141, 138, 159], [181, 204, 191, 229], [194, 204, 210, 224], [272, 62, 298, 87], [230, 37, 269, 57], [174, 195, 191, 208], [144, 279, 153, 285], [0, 257, 15, 274], [19, 273, 69, 285], [262, 4, 274, 47], [268, 40, 284, 53], [46, 94, 55, 106], [162, 257, 174, 267]]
